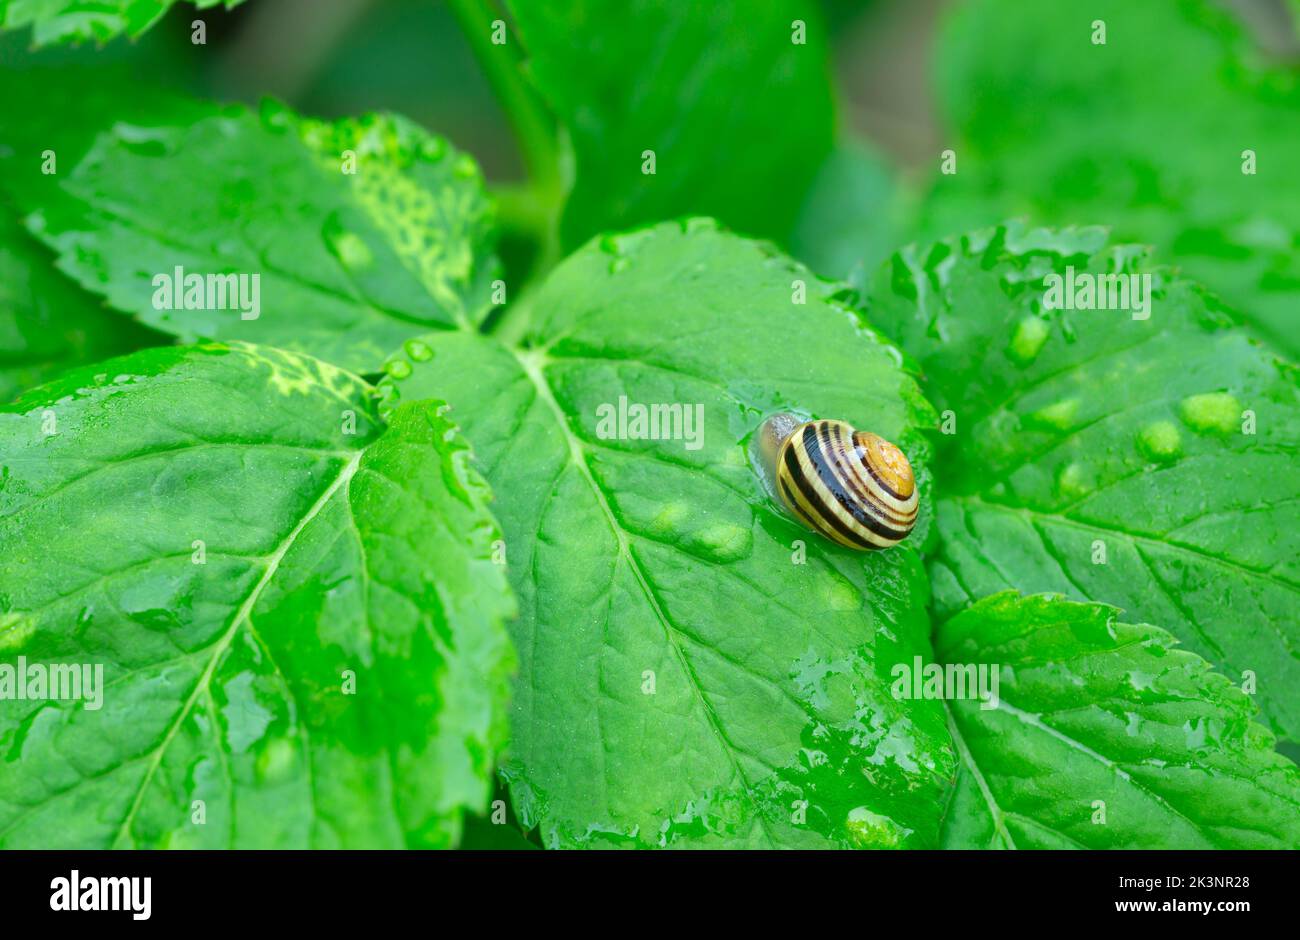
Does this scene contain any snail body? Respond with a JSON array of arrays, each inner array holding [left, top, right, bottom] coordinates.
[[756, 414, 918, 551]]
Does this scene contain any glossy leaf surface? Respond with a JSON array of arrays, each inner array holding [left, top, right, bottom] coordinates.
[[0, 342, 515, 847], [384, 220, 951, 848], [28, 103, 499, 374], [868, 223, 1300, 741], [938, 593, 1300, 849]]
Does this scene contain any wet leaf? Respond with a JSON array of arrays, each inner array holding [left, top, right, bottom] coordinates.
[[927, 0, 1300, 358], [27, 103, 499, 374], [0, 342, 515, 847], [383, 220, 950, 847], [868, 222, 1300, 742], [938, 593, 1300, 849]]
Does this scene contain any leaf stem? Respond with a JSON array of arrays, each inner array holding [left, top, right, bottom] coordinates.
[[446, 0, 561, 195], [492, 181, 554, 243], [446, 0, 564, 334]]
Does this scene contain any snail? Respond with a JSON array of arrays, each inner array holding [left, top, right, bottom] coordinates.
[[755, 413, 918, 551]]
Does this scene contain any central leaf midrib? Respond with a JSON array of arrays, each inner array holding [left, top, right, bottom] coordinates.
[[111, 448, 364, 847], [941, 703, 1016, 849], [512, 347, 778, 846]]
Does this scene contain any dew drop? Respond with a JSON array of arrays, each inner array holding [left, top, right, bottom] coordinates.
[[645, 501, 752, 563], [1055, 461, 1094, 501], [384, 359, 412, 380], [452, 153, 478, 179], [647, 501, 691, 537], [323, 221, 374, 272], [0, 612, 33, 652], [691, 523, 752, 564], [404, 339, 433, 362], [818, 570, 860, 612], [420, 136, 447, 162], [255, 737, 298, 783], [259, 98, 292, 131], [1136, 420, 1182, 462], [1025, 397, 1079, 432], [1007, 315, 1049, 364], [1179, 392, 1241, 435]]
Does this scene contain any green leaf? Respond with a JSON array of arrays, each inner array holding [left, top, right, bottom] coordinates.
[[508, 0, 834, 249], [26, 101, 500, 375], [381, 219, 951, 848], [0, 342, 515, 848], [867, 222, 1300, 742], [0, 207, 160, 402], [928, 0, 1300, 358], [0, 0, 244, 46], [937, 593, 1300, 849], [0, 59, 208, 215]]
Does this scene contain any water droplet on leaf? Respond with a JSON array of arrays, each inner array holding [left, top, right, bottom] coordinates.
[[404, 340, 433, 362], [1179, 392, 1241, 435], [384, 359, 412, 380], [1136, 420, 1182, 462], [323, 219, 373, 272], [1008, 315, 1049, 364]]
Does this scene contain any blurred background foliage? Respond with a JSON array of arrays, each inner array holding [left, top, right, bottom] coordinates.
[[3, 0, 1297, 352]]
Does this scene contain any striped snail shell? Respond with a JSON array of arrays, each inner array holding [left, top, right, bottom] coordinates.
[[756, 413, 918, 551]]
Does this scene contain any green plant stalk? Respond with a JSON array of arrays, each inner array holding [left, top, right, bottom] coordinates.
[[446, 0, 563, 333], [445, 0, 560, 195], [492, 181, 554, 245]]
